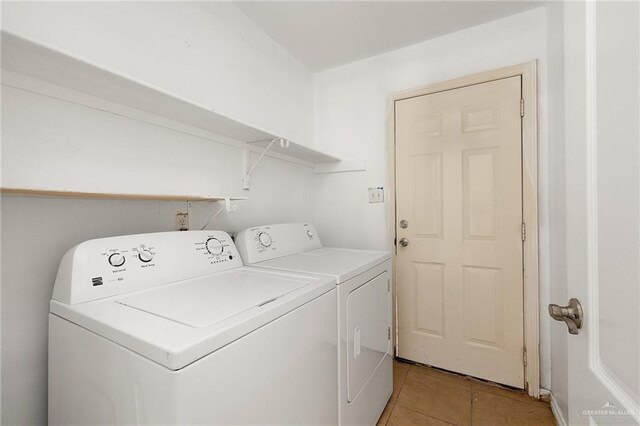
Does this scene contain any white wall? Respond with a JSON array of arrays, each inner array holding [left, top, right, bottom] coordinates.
[[1, 1, 314, 146], [313, 8, 555, 389]]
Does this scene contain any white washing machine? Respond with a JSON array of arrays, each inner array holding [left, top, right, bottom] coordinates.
[[49, 230, 338, 425], [235, 223, 392, 426]]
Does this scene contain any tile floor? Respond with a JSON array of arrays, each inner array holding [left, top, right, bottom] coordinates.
[[378, 360, 557, 426]]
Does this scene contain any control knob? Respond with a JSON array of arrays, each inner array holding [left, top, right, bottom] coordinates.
[[206, 238, 224, 255], [108, 252, 126, 268], [258, 232, 272, 248], [138, 249, 154, 263]]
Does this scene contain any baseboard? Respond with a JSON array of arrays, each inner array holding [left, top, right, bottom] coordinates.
[[547, 389, 568, 426], [539, 388, 551, 403]]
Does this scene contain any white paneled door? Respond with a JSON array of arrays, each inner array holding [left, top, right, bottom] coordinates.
[[562, 1, 640, 424], [395, 76, 524, 388]]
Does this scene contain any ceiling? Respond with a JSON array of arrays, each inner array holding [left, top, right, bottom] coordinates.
[[235, 1, 544, 71]]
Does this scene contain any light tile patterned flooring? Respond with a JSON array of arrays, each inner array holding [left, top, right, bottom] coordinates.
[[378, 360, 557, 426]]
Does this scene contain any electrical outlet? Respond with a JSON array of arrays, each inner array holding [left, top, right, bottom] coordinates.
[[176, 212, 189, 231], [368, 187, 384, 203]]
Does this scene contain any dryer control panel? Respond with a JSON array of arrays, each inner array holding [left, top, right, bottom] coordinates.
[[53, 231, 243, 305], [235, 223, 323, 264]]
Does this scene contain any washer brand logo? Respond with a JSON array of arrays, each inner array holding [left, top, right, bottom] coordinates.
[[91, 277, 103, 287]]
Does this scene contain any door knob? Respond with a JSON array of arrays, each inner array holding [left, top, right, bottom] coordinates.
[[548, 298, 583, 335], [399, 238, 409, 247], [399, 220, 409, 229]]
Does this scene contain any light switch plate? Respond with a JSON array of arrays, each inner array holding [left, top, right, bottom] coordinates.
[[368, 187, 384, 203]]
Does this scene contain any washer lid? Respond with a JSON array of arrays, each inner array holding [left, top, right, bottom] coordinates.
[[254, 248, 390, 283], [116, 270, 308, 328], [50, 268, 335, 370]]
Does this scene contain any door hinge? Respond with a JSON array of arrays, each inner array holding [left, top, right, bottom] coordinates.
[[388, 326, 391, 340], [520, 99, 525, 117], [523, 347, 528, 367], [521, 222, 526, 241], [387, 279, 391, 292]]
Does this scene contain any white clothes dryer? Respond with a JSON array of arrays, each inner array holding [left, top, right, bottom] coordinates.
[[49, 230, 337, 425], [236, 223, 392, 426]]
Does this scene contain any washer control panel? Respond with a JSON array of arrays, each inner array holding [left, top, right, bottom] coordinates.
[[235, 223, 323, 265], [101, 243, 157, 272], [53, 231, 243, 305]]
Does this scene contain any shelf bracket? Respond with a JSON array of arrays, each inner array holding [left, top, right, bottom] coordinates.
[[224, 197, 237, 213], [243, 138, 288, 190]]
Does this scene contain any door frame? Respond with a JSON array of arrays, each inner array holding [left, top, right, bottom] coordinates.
[[385, 61, 540, 397]]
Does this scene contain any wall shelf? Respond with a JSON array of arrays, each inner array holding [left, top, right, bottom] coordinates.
[[1, 31, 341, 165], [0, 187, 248, 202], [247, 140, 339, 164]]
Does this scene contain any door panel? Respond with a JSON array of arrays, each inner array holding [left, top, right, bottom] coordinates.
[[462, 147, 501, 240], [563, 1, 640, 424], [463, 266, 503, 349], [395, 76, 524, 388], [411, 154, 443, 238], [414, 262, 445, 337]]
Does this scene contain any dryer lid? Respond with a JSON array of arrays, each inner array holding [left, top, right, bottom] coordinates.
[[255, 248, 390, 283], [116, 270, 308, 328]]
